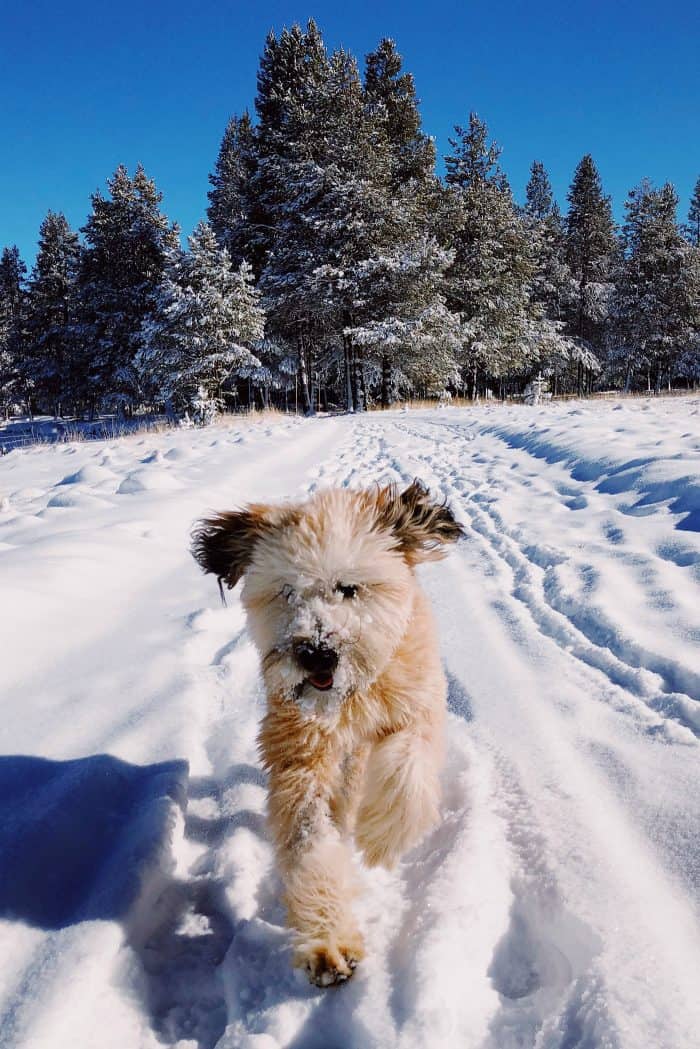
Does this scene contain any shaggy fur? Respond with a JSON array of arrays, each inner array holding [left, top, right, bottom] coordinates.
[[192, 479, 463, 986]]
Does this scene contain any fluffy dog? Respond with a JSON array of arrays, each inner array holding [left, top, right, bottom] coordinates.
[[192, 480, 462, 986]]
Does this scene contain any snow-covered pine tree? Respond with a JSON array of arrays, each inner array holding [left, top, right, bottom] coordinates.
[[612, 180, 700, 391], [138, 221, 263, 418], [686, 176, 700, 247], [360, 38, 456, 406], [522, 162, 577, 392], [253, 20, 331, 414], [213, 27, 485, 410], [299, 46, 390, 411], [565, 154, 616, 387], [207, 112, 259, 270], [445, 114, 537, 395], [0, 246, 27, 418], [524, 161, 555, 222], [78, 164, 179, 414], [364, 38, 435, 188], [24, 212, 82, 416], [287, 40, 456, 412], [243, 336, 298, 409], [345, 236, 460, 402]]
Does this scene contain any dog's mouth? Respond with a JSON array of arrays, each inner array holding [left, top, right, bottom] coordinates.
[[306, 673, 334, 692]]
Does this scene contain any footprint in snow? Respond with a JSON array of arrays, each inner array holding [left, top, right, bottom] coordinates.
[[565, 495, 588, 510]]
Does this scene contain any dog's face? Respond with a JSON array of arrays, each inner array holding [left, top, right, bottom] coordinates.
[[193, 481, 462, 714]]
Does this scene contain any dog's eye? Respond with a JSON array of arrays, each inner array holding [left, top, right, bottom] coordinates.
[[335, 583, 358, 600], [281, 584, 296, 602]]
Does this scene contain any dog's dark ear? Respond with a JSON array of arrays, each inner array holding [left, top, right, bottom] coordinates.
[[191, 505, 271, 590], [374, 479, 464, 564]]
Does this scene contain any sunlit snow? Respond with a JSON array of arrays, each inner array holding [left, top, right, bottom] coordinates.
[[1, 398, 699, 1049]]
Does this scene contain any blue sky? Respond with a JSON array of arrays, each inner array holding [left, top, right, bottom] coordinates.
[[2, 1, 699, 266]]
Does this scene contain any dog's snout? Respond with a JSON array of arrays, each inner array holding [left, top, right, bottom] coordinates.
[[293, 641, 339, 675]]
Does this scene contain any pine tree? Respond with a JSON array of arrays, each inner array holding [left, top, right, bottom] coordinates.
[[445, 113, 505, 191], [346, 237, 460, 401], [445, 114, 537, 394], [275, 39, 455, 411], [138, 222, 264, 417], [253, 24, 416, 412], [208, 24, 464, 409], [0, 246, 27, 417], [565, 154, 616, 376], [361, 38, 452, 406], [525, 161, 555, 221], [207, 112, 259, 270], [247, 337, 299, 408], [524, 162, 567, 319], [25, 212, 82, 415], [253, 20, 331, 414], [522, 162, 576, 392], [613, 180, 700, 391], [686, 176, 700, 247], [363, 38, 435, 187], [300, 46, 390, 411], [78, 164, 179, 413]]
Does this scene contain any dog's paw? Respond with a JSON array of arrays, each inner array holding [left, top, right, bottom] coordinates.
[[295, 935, 364, 987]]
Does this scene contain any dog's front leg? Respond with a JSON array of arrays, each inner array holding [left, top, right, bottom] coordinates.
[[355, 724, 442, 869], [260, 715, 365, 985]]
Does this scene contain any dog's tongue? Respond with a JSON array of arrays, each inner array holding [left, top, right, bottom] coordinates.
[[308, 672, 334, 691]]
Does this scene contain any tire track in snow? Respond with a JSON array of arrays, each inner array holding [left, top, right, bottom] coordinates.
[[388, 415, 700, 741], [433, 553, 700, 1049], [373, 413, 700, 1048]]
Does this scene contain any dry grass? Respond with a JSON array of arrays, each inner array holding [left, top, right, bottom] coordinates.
[[369, 388, 699, 412], [0, 407, 295, 455], [369, 397, 479, 411], [209, 407, 287, 428], [550, 388, 698, 403]]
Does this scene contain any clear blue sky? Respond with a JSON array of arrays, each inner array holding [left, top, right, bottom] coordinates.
[[2, 0, 699, 266]]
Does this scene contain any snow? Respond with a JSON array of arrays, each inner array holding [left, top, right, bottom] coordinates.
[[1, 397, 699, 1049]]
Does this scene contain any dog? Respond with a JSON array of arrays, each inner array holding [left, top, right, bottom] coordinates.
[[192, 480, 463, 986]]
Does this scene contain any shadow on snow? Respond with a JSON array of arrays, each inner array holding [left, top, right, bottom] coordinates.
[[0, 753, 187, 929]]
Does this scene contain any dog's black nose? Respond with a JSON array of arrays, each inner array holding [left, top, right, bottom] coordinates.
[[293, 642, 339, 675]]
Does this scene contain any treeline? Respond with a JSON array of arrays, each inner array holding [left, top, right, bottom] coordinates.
[[1, 20, 699, 419]]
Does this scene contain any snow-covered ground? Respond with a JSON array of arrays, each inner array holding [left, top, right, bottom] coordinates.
[[1, 398, 699, 1049]]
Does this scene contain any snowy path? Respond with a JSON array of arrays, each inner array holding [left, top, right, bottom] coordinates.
[[1, 400, 699, 1049]]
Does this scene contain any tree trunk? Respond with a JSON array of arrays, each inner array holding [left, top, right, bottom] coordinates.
[[350, 343, 360, 412], [381, 354, 391, 408], [344, 335, 354, 413], [358, 346, 367, 412], [297, 332, 313, 416]]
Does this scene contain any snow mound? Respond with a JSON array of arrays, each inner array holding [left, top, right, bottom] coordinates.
[[57, 463, 119, 488], [47, 489, 111, 509], [117, 468, 182, 494]]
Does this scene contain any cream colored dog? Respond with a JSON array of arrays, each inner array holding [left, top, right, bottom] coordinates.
[[192, 480, 462, 986]]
